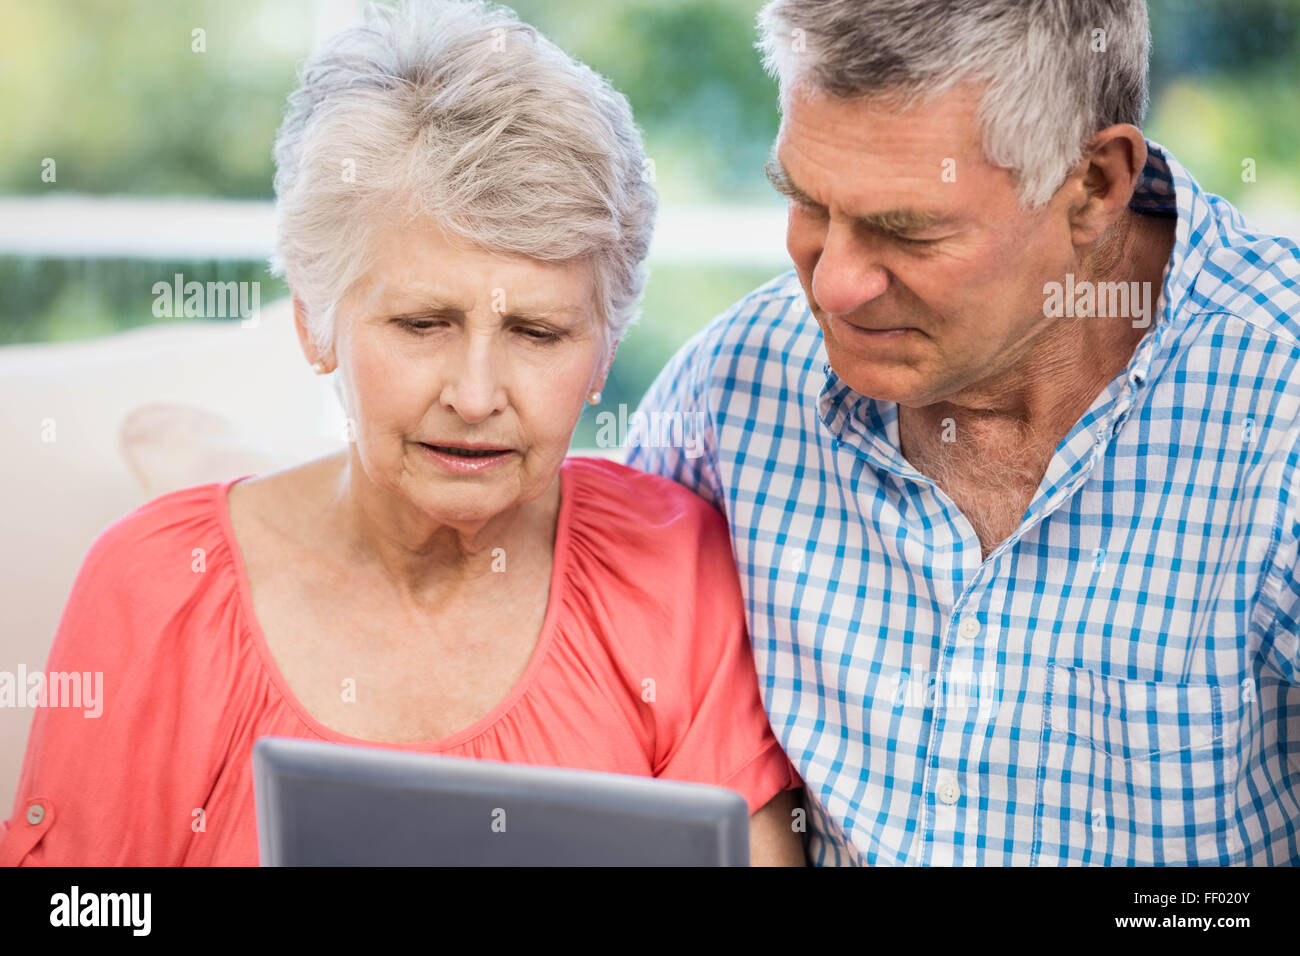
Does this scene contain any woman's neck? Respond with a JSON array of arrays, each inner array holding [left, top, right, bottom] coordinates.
[[317, 451, 561, 608]]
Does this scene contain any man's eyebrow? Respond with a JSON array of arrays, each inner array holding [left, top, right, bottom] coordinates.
[[858, 207, 953, 234], [765, 156, 819, 207], [764, 157, 955, 235]]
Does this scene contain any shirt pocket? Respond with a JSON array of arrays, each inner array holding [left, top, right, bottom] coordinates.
[[1032, 663, 1239, 866]]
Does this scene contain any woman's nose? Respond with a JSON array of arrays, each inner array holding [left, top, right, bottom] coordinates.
[[438, 332, 507, 423]]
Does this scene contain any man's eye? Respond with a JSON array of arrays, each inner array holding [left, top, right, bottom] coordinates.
[[396, 318, 445, 332], [794, 200, 827, 219], [895, 235, 943, 247]]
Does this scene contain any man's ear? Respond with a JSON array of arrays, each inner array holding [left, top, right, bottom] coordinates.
[[1067, 124, 1148, 247]]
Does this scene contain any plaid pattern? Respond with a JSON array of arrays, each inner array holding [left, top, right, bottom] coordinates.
[[627, 141, 1300, 865]]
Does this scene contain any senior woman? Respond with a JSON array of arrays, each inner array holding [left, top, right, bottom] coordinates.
[[1, 0, 804, 866]]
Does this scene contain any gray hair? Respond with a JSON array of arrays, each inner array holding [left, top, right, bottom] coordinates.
[[757, 0, 1150, 207], [271, 0, 658, 354]]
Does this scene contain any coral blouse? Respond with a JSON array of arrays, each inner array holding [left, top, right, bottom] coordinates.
[[1, 456, 800, 865]]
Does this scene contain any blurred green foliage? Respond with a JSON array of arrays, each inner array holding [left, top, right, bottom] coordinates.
[[0, 0, 1296, 427], [1146, 0, 1300, 208], [3, 0, 1295, 203], [0, 257, 286, 343], [0, 0, 304, 196]]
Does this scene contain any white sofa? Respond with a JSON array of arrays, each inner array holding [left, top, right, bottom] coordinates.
[[0, 297, 351, 813]]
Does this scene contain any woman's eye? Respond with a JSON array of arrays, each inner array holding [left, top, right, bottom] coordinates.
[[517, 326, 563, 342]]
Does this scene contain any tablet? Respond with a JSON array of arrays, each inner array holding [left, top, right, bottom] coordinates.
[[252, 736, 750, 866]]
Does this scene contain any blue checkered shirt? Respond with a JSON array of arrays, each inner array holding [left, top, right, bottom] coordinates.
[[627, 141, 1300, 865]]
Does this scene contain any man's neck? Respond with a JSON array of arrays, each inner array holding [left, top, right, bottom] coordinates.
[[903, 210, 1175, 460]]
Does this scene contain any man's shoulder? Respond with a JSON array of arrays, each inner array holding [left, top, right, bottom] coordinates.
[[671, 269, 823, 379], [1174, 203, 1300, 419], [1193, 195, 1300, 349]]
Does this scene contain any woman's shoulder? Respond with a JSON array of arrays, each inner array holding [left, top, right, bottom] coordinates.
[[45, 478, 250, 679], [90, 452, 342, 584], [564, 452, 733, 520], [97, 479, 232, 547], [77, 479, 244, 599], [559, 455, 738, 593], [561, 455, 732, 552]]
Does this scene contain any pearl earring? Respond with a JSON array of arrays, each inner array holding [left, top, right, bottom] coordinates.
[[588, 390, 602, 405], [311, 361, 327, 375]]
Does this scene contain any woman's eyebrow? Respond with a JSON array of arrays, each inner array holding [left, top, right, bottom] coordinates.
[[386, 300, 587, 323], [384, 296, 465, 320], [502, 304, 586, 320]]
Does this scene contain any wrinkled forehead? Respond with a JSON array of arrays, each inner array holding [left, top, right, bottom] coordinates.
[[774, 80, 1017, 215], [347, 218, 600, 318]]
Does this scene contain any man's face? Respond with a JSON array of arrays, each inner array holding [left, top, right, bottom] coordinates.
[[773, 81, 1080, 408]]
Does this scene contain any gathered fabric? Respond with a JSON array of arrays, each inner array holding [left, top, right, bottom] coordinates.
[[2, 456, 799, 865]]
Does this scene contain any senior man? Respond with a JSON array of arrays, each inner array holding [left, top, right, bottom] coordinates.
[[628, 0, 1299, 865]]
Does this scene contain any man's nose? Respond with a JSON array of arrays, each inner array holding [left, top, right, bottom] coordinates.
[[810, 221, 890, 317], [439, 332, 507, 424]]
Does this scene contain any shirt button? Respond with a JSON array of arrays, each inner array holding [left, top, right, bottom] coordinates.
[[938, 780, 961, 805], [957, 616, 981, 641], [25, 802, 45, 826]]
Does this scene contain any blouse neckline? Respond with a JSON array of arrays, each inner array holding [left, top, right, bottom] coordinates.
[[213, 462, 577, 752]]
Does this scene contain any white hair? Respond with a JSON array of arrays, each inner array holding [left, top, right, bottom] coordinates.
[[757, 0, 1150, 207], [271, 0, 658, 354]]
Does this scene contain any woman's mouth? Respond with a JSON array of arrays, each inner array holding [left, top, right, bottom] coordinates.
[[417, 442, 515, 474], [423, 444, 510, 457]]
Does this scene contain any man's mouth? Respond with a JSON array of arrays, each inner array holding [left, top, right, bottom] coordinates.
[[829, 313, 916, 338], [841, 321, 909, 332]]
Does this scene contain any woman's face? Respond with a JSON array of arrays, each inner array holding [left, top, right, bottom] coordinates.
[[317, 218, 609, 528]]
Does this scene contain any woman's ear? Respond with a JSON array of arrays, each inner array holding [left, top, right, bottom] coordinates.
[[292, 294, 313, 359], [593, 340, 619, 394], [292, 293, 333, 372]]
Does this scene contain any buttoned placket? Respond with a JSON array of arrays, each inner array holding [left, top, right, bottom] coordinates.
[[817, 309, 1168, 863]]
